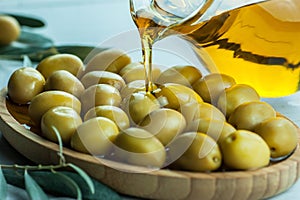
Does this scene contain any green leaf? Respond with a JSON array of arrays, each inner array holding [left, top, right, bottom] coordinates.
[[18, 31, 53, 48], [24, 170, 49, 200], [0, 31, 53, 54], [55, 45, 107, 61], [54, 171, 82, 200], [0, 43, 105, 62], [3, 169, 121, 200], [67, 163, 95, 194], [0, 13, 45, 28], [55, 171, 121, 200], [0, 25, 106, 62], [1, 169, 23, 188], [23, 55, 33, 67], [0, 30, 54, 62], [0, 46, 58, 62], [0, 167, 7, 200]]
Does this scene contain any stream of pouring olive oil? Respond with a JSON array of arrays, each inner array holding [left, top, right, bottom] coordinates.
[[130, 0, 300, 97]]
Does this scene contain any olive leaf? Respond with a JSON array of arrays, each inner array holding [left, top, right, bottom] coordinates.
[[18, 31, 53, 48], [23, 55, 33, 67], [0, 26, 107, 62], [0, 167, 7, 200], [58, 171, 122, 200], [0, 30, 54, 61], [0, 44, 105, 62], [24, 169, 49, 200], [53, 171, 82, 200], [67, 163, 95, 195], [2, 169, 122, 200], [55, 45, 107, 61], [0, 30, 53, 51], [0, 13, 45, 28]]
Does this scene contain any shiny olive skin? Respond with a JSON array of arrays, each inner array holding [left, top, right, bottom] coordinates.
[[153, 83, 203, 110], [192, 73, 236, 105], [120, 80, 145, 99], [80, 70, 126, 91], [255, 117, 298, 158], [83, 49, 131, 75], [121, 91, 161, 125], [187, 119, 236, 145], [7, 67, 45, 104], [70, 117, 119, 155], [228, 101, 276, 131], [120, 80, 158, 99], [84, 105, 130, 131], [139, 108, 187, 146], [119, 62, 161, 83], [172, 132, 222, 172], [0, 15, 20, 45], [28, 90, 81, 125], [80, 84, 122, 115], [157, 65, 202, 87], [217, 84, 260, 118], [180, 101, 225, 125], [41, 106, 82, 145], [220, 130, 270, 170], [44, 70, 84, 98], [36, 54, 84, 79], [113, 127, 166, 168]]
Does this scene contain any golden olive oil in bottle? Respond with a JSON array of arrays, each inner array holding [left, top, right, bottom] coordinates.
[[186, 0, 300, 97], [131, 0, 300, 97]]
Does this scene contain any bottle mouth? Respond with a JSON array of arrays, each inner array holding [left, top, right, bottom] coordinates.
[[153, 0, 270, 23], [153, 0, 210, 18]]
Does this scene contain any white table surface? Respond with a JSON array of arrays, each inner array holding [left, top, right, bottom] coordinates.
[[0, 0, 300, 199]]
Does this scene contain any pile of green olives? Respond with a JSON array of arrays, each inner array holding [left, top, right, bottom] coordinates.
[[7, 49, 299, 172]]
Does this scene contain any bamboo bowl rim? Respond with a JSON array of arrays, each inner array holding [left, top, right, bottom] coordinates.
[[0, 87, 300, 200]]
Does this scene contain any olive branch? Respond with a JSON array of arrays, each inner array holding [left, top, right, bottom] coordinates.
[[0, 126, 95, 200], [0, 123, 121, 200]]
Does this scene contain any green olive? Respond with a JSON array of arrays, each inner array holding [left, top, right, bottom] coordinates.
[[41, 106, 82, 145], [0, 15, 21, 46], [192, 73, 236, 105], [113, 127, 166, 168], [172, 132, 222, 172], [157, 65, 202, 87], [7, 67, 45, 104], [119, 62, 161, 83], [120, 80, 158, 99], [228, 101, 276, 131], [70, 117, 119, 155], [36, 54, 84, 79], [153, 83, 203, 110], [80, 70, 125, 91], [186, 119, 236, 145], [121, 91, 161, 125], [80, 84, 122, 115], [220, 130, 270, 170], [255, 117, 298, 158], [139, 108, 186, 146], [83, 49, 131, 75], [84, 105, 130, 131], [180, 101, 225, 124], [217, 84, 260, 118], [120, 80, 145, 99], [44, 70, 84, 98], [28, 90, 81, 125]]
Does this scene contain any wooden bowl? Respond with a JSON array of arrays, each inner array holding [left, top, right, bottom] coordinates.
[[0, 87, 300, 200]]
